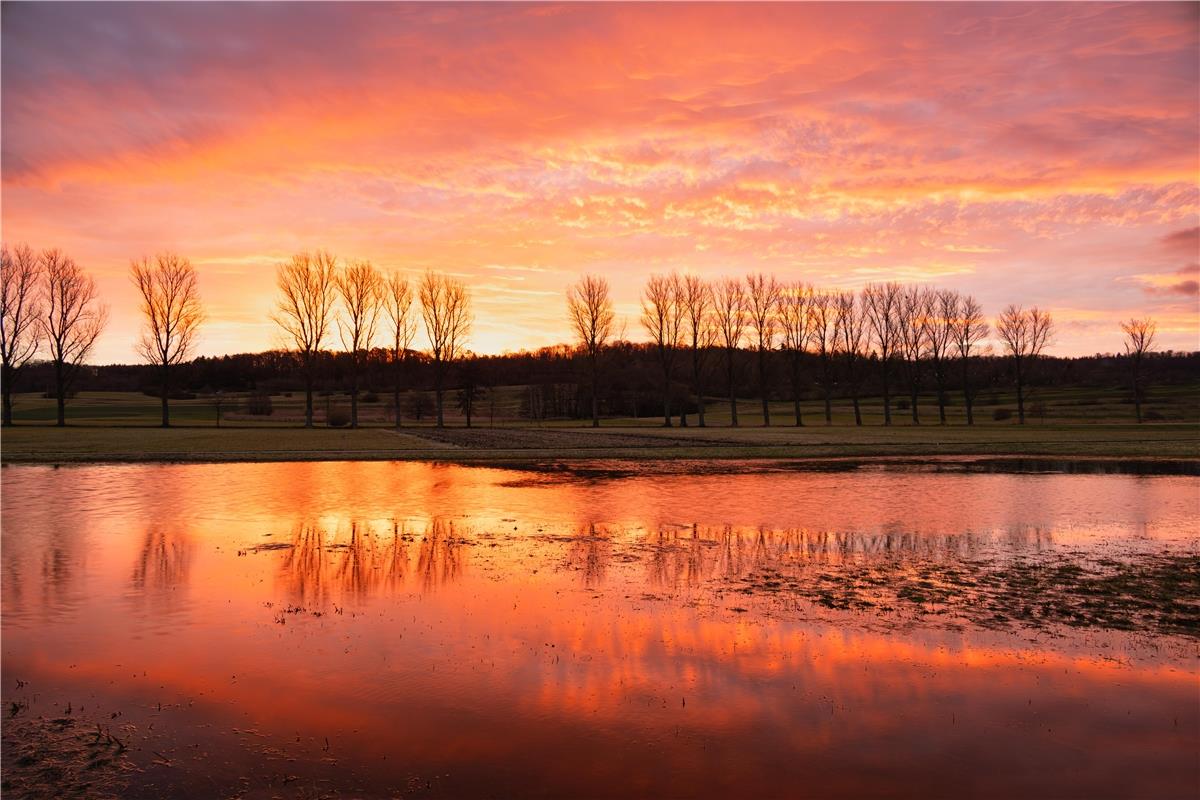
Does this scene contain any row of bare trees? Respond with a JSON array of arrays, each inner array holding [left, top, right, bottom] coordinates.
[[272, 252, 471, 428], [567, 273, 1071, 427], [0, 245, 1170, 429], [1, 245, 109, 426]]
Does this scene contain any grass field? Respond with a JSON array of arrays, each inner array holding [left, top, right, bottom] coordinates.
[[1, 384, 1197, 464]]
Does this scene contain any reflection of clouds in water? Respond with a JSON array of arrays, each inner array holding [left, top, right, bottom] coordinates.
[[276, 517, 465, 605]]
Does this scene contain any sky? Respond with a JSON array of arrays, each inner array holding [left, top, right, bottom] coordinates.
[[2, 1, 1198, 363]]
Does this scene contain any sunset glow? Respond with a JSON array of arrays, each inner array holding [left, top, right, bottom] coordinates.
[[2, 2, 1198, 362]]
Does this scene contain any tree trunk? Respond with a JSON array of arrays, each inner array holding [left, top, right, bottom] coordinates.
[[2, 369, 13, 427], [694, 350, 706, 427], [435, 360, 445, 427], [661, 361, 672, 427], [1132, 362, 1142, 424], [934, 361, 947, 425], [910, 383, 920, 424], [881, 361, 892, 426], [1014, 357, 1025, 424], [791, 357, 803, 427], [349, 357, 359, 429], [55, 362, 66, 427], [590, 353, 599, 428], [393, 352, 404, 429], [727, 351, 738, 427], [304, 359, 314, 428], [161, 364, 170, 428], [759, 350, 770, 427], [852, 391, 862, 426], [962, 357, 974, 426], [821, 357, 832, 425]]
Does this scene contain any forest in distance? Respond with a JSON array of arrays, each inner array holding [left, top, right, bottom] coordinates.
[[0, 245, 1192, 431]]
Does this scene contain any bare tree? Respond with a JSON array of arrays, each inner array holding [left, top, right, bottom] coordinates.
[[712, 277, 747, 426], [833, 290, 866, 426], [926, 289, 957, 425], [567, 274, 615, 428], [897, 285, 932, 424], [951, 294, 988, 425], [131, 252, 204, 427], [1, 244, 43, 426], [336, 259, 383, 428], [808, 290, 836, 424], [40, 250, 108, 426], [679, 274, 715, 427], [1121, 318, 1157, 423], [777, 281, 812, 426], [862, 281, 902, 425], [641, 273, 682, 426], [383, 270, 417, 428], [419, 271, 472, 427], [745, 273, 782, 426], [995, 304, 1054, 424], [273, 251, 338, 428]]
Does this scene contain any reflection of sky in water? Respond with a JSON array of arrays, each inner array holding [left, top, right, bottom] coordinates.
[[2, 463, 1197, 798]]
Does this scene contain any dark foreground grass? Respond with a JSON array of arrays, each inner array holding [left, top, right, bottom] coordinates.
[[2, 418, 1198, 464]]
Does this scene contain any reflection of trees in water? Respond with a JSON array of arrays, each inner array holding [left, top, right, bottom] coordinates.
[[129, 527, 194, 612], [277, 518, 463, 605], [563, 523, 611, 588], [417, 518, 464, 593], [630, 524, 1057, 589]]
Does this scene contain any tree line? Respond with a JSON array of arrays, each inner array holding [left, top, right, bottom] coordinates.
[[0, 244, 1177, 428]]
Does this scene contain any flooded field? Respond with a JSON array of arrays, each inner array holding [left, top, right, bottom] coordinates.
[[2, 461, 1197, 799]]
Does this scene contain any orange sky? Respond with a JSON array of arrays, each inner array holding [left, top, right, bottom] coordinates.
[[2, 2, 1198, 362]]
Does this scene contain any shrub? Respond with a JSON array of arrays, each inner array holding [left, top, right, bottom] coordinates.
[[361, 391, 380, 403], [895, 398, 910, 411], [246, 392, 273, 416], [327, 407, 350, 427], [992, 408, 1012, 421]]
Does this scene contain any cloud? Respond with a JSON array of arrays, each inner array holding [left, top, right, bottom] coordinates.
[[2, 2, 1197, 359]]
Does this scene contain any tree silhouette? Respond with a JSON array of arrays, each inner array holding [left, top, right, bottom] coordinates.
[[40, 250, 108, 426], [419, 271, 471, 427], [897, 284, 932, 425], [862, 281, 902, 425], [679, 274, 716, 427], [566, 274, 615, 428], [712, 277, 747, 426], [336, 259, 383, 428], [1, 244, 43, 427], [834, 290, 866, 426], [273, 251, 337, 428], [745, 273, 782, 426], [951, 293, 988, 425], [996, 304, 1054, 424], [131, 252, 204, 427], [808, 290, 836, 425], [383, 270, 417, 428], [640, 273, 683, 426], [777, 281, 812, 426], [1121, 317, 1157, 423]]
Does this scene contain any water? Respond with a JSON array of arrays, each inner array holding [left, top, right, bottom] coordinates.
[[2, 461, 1197, 798]]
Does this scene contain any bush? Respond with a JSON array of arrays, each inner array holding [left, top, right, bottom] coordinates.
[[327, 407, 350, 427], [992, 408, 1012, 421], [895, 398, 910, 411], [246, 392, 273, 416], [361, 391, 380, 403]]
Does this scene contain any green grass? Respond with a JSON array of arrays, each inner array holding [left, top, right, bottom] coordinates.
[[2, 386, 1197, 464]]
